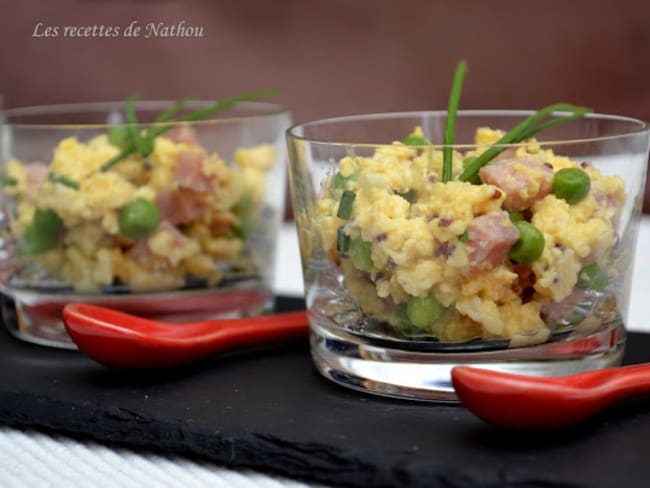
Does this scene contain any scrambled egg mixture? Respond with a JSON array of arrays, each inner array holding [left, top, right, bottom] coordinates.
[[317, 127, 624, 344], [4, 129, 276, 292]]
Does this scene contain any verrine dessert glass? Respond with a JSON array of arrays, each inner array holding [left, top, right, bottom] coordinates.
[[0, 101, 291, 348], [287, 110, 649, 401]]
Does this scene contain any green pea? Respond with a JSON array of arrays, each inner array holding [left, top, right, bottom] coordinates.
[[19, 209, 64, 255], [33, 208, 63, 234], [509, 221, 545, 263], [392, 304, 419, 335], [0, 173, 17, 186], [118, 198, 161, 240], [576, 262, 607, 291], [553, 167, 591, 204], [402, 135, 430, 146], [508, 211, 525, 223], [19, 227, 58, 255], [350, 238, 372, 271], [406, 295, 445, 329]]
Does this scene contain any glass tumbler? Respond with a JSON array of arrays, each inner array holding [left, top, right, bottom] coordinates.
[[0, 101, 291, 349], [287, 110, 649, 401]]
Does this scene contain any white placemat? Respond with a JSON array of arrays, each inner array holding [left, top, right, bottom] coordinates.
[[0, 426, 326, 488]]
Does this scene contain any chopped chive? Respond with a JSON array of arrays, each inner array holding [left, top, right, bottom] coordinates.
[[48, 172, 79, 190], [350, 238, 373, 271], [458, 230, 469, 242], [233, 192, 253, 216], [337, 190, 356, 219], [331, 172, 358, 192], [331, 172, 346, 190], [442, 60, 467, 183], [336, 226, 350, 252], [396, 189, 416, 202], [233, 216, 255, 239]]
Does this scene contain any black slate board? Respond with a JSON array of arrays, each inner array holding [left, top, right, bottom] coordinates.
[[1, 296, 650, 488]]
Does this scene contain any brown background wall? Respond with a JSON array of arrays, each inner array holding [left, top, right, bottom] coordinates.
[[2, 0, 650, 210]]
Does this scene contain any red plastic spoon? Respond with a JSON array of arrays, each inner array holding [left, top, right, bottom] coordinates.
[[451, 365, 650, 430], [62, 303, 309, 369]]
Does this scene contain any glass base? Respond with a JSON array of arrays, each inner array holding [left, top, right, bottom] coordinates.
[[1, 287, 274, 350], [310, 320, 626, 402]]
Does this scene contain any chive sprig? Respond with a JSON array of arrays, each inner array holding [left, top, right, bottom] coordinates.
[[438, 60, 592, 184], [442, 60, 467, 182], [100, 89, 276, 172], [457, 103, 592, 183]]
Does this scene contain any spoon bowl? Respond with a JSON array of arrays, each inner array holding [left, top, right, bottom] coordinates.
[[63, 303, 309, 369], [451, 364, 650, 430]]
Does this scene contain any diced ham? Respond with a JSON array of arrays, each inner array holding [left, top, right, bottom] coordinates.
[[165, 125, 198, 145], [541, 289, 591, 327], [175, 151, 212, 192], [494, 146, 518, 161], [593, 189, 623, 228], [126, 239, 151, 262], [156, 220, 190, 246], [512, 263, 536, 303], [209, 211, 236, 235], [23, 162, 48, 189], [466, 212, 519, 271], [479, 158, 554, 211], [155, 187, 207, 225]]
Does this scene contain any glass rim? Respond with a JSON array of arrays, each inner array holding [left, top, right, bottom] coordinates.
[[286, 109, 650, 148], [0, 100, 291, 129]]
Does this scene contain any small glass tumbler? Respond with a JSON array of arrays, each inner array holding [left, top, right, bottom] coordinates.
[[286, 110, 649, 401], [0, 101, 291, 349]]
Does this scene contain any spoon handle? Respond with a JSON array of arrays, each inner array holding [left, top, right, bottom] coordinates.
[[596, 363, 650, 403], [191, 310, 310, 354]]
